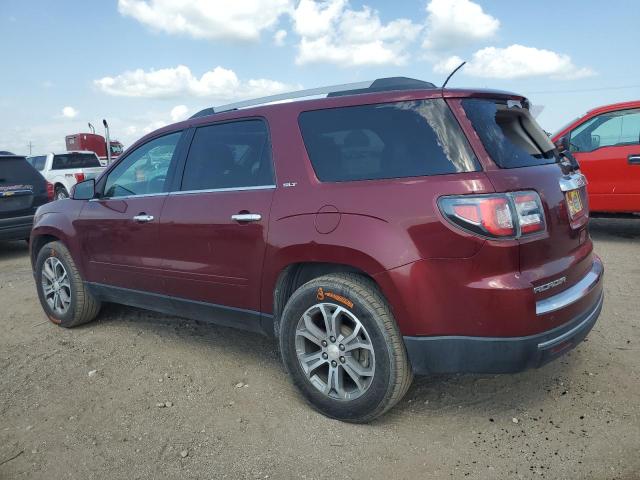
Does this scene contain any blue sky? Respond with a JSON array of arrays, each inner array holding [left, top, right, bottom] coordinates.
[[1, 0, 639, 155]]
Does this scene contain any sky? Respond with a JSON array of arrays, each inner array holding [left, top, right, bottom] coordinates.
[[1, 0, 639, 155]]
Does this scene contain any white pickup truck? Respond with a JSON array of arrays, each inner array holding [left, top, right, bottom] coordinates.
[[26, 151, 105, 200]]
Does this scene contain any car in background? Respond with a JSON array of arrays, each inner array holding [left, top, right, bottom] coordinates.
[[552, 101, 640, 213], [0, 153, 52, 242], [26, 151, 105, 200]]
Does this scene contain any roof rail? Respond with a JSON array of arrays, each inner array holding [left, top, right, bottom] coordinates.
[[189, 77, 435, 119]]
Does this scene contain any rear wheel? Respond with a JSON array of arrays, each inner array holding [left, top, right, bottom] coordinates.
[[35, 241, 101, 327], [279, 273, 413, 422], [55, 186, 69, 200]]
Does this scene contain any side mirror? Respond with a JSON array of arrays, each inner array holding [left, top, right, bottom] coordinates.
[[72, 179, 96, 200]]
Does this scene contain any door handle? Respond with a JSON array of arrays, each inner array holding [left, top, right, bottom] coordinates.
[[628, 154, 640, 165], [231, 213, 262, 222], [133, 214, 154, 223]]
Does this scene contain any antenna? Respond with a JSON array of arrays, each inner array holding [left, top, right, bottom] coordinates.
[[441, 61, 466, 90]]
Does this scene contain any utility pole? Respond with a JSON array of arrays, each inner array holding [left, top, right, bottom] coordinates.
[[27, 141, 33, 155]]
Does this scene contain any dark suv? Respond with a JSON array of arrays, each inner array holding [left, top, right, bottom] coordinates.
[[1, 153, 51, 242], [30, 77, 604, 422]]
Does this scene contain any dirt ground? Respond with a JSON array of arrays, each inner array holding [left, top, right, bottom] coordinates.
[[0, 218, 639, 480]]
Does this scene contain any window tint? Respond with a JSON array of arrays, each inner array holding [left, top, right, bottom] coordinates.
[[570, 109, 640, 152], [299, 99, 479, 182], [181, 120, 273, 191], [0, 157, 39, 185], [104, 132, 181, 198], [462, 99, 557, 169], [52, 153, 101, 169]]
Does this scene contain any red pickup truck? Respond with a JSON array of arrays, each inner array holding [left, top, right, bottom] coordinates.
[[552, 101, 640, 213]]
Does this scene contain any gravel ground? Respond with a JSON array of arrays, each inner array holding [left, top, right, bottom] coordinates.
[[0, 217, 639, 479]]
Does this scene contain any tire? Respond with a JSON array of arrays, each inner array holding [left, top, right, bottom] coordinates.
[[55, 186, 69, 200], [35, 241, 101, 328], [279, 273, 413, 423]]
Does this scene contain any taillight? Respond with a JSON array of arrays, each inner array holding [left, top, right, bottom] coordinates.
[[438, 191, 545, 239], [74, 173, 85, 183], [512, 192, 545, 234], [46, 182, 55, 201]]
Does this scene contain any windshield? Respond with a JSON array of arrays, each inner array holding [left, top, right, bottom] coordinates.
[[52, 153, 101, 170], [462, 98, 558, 169], [110, 143, 123, 155]]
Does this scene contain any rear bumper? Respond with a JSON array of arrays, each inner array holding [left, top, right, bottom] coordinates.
[[0, 215, 33, 241], [404, 263, 604, 374]]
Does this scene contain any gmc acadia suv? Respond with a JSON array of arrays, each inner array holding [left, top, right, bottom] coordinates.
[[29, 77, 604, 422]]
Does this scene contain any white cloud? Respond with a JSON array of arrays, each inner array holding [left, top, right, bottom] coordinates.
[[170, 105, 189, 122], [293, 0, 421, 66], [94, 65, 297, 100], [435, 45, 596, 80], [117, 0, 293, 41], [274, 29, 287, 46], [61, 106, 79, 118], [423, 0, 499, 52]]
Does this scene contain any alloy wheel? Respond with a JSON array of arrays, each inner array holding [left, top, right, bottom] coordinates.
[[295, 303, 375, 401], [41, 257, 71, 315]]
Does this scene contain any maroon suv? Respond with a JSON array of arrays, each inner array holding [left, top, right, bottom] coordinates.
[[30, 77, 604, 422]]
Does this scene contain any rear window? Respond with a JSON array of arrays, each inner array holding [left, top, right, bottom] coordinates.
[[52, 153, 101, 169], [0, 156, 40, 186], [462, 98, 557, 169], [298, 99, 480, 182]]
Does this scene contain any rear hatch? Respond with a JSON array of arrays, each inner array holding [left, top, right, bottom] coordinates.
[[53, 152, 105, 180], [0, 155, 48, 218], [460, 97, 593, 298]]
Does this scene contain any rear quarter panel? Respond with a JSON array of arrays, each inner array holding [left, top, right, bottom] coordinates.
[[260, 106, 495, 314]]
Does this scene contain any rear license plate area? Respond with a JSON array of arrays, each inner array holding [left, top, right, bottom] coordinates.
[[565, 188, 584, 218]]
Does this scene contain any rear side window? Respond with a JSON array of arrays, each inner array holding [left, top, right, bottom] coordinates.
[[52, 153, 101, 169], [181, 119, 273, 191], [462, 98, 557, 169], [298, 99, 479, 182]]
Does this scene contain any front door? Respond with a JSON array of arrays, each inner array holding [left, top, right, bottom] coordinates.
[[158, 119, 275, 314], [570, 108, 640, 212], [76, 131, 183, 293]]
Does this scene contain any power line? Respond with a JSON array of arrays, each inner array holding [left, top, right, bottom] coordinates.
[[525, 84, 640, 95]]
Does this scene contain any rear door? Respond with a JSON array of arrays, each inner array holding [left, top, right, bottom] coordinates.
[[76, 132, 184, 293], [158, 119, 275, 313], [569, 108, 640, 212]]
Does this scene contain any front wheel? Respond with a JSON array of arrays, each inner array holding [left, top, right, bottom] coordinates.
[[279, 273, 413, 423], [35, 241, 101, 327]]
